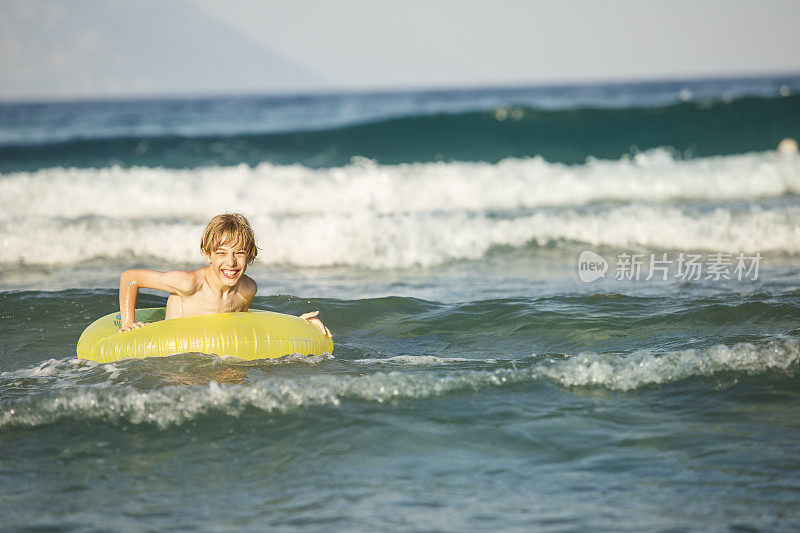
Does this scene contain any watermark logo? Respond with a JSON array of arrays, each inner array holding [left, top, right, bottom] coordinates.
[[578, 250, 608, 282], [578, 251, 761, 282]]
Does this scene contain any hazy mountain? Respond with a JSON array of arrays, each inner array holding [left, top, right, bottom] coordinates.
[[0, 0, 325, 101]]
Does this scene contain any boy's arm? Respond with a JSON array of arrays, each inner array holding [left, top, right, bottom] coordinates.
[[119, 269, 198, 332]]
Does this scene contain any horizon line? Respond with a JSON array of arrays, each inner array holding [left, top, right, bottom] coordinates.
[[1, 70, 798, 106]]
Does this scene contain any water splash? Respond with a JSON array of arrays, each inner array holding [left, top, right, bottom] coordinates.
[[2, 339, 796, 430]]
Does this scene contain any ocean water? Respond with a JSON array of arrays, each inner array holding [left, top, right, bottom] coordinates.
[[1, 75, 800, 531]]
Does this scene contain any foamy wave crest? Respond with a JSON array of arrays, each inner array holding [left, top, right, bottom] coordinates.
[[1, 150, 798, 268], [352, 355, 498, 366], [0, 368, 515, 429], [0, 357, 122, 392], [350, 340, 800, 391], [2, 202, 798, 268], [0, 353, 333, 398], [2, 340, 796, 429], [538, 338, 799, 390], [1, 150, 798, 220]]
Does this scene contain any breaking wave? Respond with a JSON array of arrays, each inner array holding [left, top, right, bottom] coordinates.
[[1, 150, 798, 269], [2, 339, 797, 430]]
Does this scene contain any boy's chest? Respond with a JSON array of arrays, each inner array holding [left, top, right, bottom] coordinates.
[[185, 290, 246, 315]]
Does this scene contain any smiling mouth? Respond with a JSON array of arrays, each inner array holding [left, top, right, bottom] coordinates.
[[221, 269, 240, 279]]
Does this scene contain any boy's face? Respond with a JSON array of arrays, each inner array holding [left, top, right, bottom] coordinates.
[[205, 236, 248, 287]]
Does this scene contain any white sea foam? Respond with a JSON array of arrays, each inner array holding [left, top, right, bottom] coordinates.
[[2, 339, 796, 429], [1, 150, 798, 268], [352, 355, 497, 365], [538, 339, 799, 390], [0, 353, 330, 391], [0, 357, 103, 381], [1, 200, 797, 268], [1, 150, 798, 219]]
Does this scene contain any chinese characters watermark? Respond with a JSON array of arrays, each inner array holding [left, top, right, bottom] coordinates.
[[578, 251, 761, 282]]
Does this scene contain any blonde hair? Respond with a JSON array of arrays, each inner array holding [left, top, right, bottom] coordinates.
[[200, 213, 258, 265]]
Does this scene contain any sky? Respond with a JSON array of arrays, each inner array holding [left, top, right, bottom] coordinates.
[[1, 0, 799, 101]]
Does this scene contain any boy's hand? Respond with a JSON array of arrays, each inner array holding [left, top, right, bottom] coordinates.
[[299, 311, 333, 338], [119, 321, 148, 333]]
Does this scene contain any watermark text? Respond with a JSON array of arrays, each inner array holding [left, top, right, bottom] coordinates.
[[578, 251, 761, 282]]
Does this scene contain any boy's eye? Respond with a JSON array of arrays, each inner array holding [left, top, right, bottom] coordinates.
[[214, 249, 245, 256]]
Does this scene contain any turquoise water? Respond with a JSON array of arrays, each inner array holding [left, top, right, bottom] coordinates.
[[1, 76, 800, 531], [2, 90, 800, 171]]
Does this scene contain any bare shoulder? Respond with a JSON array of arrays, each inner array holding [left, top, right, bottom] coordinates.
[[164, 268, 205, 295], [239, 275, 257, 299], [235, 275, 257, 311]]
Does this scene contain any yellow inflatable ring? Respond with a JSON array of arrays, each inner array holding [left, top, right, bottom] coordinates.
[[76, 308, 334, 363]]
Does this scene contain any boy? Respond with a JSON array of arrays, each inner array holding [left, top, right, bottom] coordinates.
[[118, 213, 332, 337]]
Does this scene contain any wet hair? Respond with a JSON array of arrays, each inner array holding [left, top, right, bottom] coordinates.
[[200, 213, 258, 265]]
